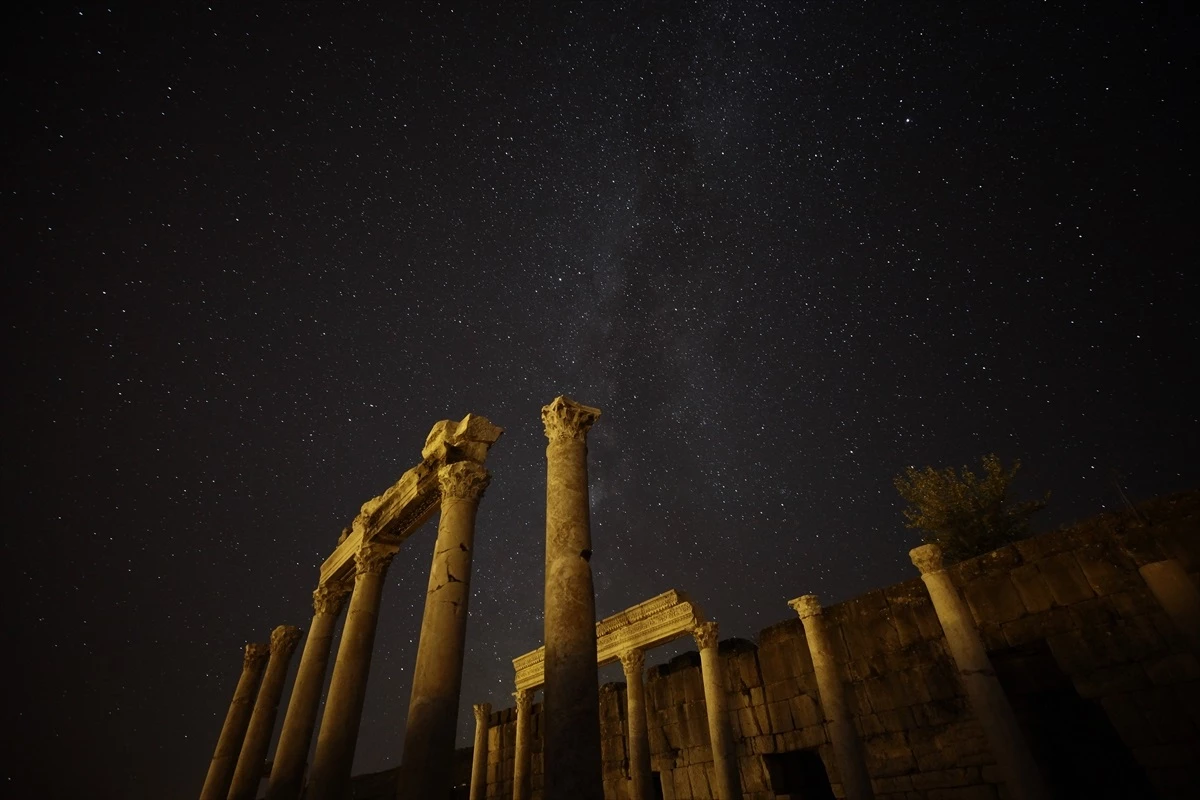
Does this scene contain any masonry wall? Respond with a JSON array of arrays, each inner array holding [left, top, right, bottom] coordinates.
[[476, 493, 1199, 800]]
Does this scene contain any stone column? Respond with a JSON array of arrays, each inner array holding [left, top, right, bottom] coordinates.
[[694, 622, 742, 800], [619, 649, 651, 800], [469, 703, 491, 800], [788, 595, 874, 800], [1139, 559, 1200, 652], [199, 643, 270, 800], [265, 582, 351, 800], [306, 541, 399, 800], [396, 461, 492, 800], [541, 395, 603, 800], [512, 689, 533, 800], [910, 544, 1050, 800], [227, 626, 303, 800]]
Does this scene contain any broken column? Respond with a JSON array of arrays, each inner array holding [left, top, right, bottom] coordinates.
[[397, 460, 492, 799], [910, 544, 1050, 800], [541, 395, 603, 800], [306, 540, 399, 800], [1139, 559, 1200, 652], [199, 643, 270, 800], [693, 621, 742, 800], [619, 649, 651, 800], [788, 595, 874, 800], [227, 625, 303, 800], [265, 582, 351, 800], [512, 688, 533, 800], [469, 703, 491, 800]]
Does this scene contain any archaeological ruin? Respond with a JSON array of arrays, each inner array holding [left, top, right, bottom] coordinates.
[[196, 397, 1200, 800]]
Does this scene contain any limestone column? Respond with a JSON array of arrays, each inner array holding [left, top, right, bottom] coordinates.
[[199, 643, 270, 800], [1139, 559, 1200, 652], [265, 582, 351, 800], [910, 544, 1050, 800], [306, 541, 399, 800], [227, 625, 303, 800], [396, 461, 492, 800], [788, 595, 874, 800], [512, 688, 533, 800], [694, 622, 742, 800], [541, 395, 603, 800], [469, 703, 491, 800], [619, 649, 652, 800]]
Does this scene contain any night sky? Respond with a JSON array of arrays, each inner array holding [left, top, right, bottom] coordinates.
[[6, 3, 1196, 798]]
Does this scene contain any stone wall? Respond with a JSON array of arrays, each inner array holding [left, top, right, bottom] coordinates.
[[477, 492, 1199, 799]]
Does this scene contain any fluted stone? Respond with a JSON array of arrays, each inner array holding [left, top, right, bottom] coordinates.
[[1140, 559, 1200, 652], [199, 644, 269, 800]]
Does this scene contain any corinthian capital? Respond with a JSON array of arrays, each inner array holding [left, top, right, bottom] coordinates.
[[473, 703, 492, 725], [438, 461, 491, 500], [514, 688, 532, 714], [618, 649, 645, 675], [270, 625, 303, 656], [355, 542, 398, 577], [243, 643, 270, 670], [693, 621, 719, 651], [909, 543, 945, 575], [788, 594, 823, 620], [313, 581, 352, 616], [541, 395, 601, 443]]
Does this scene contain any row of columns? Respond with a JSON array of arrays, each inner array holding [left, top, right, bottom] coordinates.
[[199, 460, 492, 800]]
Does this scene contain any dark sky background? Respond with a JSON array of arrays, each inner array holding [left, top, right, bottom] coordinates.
[[5, 2, 1196, 798]]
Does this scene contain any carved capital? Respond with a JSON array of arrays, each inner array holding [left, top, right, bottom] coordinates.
[[473, 702, 492, 725], [788, 594, 823, 620], [692, 621, 719, 651], [355, 542, 398, 577], [438, 461, 491, 500], [243, 643, 270, 670], [270, 625, 303, 656], [909, 544, 945, 575], [313, 581, 352, 616], [618, 649, 645, 675], [541, 395, 601, 443], [514, 688, 532, 715]]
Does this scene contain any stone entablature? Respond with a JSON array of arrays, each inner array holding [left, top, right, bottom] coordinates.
[[514, 589, 704, 691]]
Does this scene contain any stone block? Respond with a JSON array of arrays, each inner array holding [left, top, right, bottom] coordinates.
[[917, 659, 962, 701], [963, 574, 1027, 625], [766, 699, 794, 733], [1008, 564, 1056, 613], [1145, 653, 1200, 685], [1108, 586, 1163, 619], [1071, 663, 1149, 698], [1069, 595, 1119, 631], [1046, 630, 1096, 676], [977, 622, 1008, 652], [1037, 552, 1096, 606], [874, 774, 914, 793], [765, 677, 800, 704], [1013, 530, 1075, 562], [1074, 540, 1141, 595], [1001, 606, 1075, 647], [950, 545, 1023, 584], [835, 592, 903, 660], [738, 753, 772, 793], [912, 696, 970, 727], [863, 730, 916, 775], [911, 767, 975, 790], [789, 692, 823, 729]]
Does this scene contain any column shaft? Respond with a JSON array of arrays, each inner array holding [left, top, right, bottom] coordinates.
[[541, 396, 603, 800], [911, 545, 1049, 800], [512, 689, 533, 800], [695, 623, 742, 800], [790, 596, 874, 800], [199, 644, 269, 800], [266, 584, 349, 800], [469, 703, 491, 800], [397, 462, 491, 799], [1140, 559, 1200, 652], [620, 650, 651, 800], [306, 543, 397, 800], [228, 626, 303, 800]]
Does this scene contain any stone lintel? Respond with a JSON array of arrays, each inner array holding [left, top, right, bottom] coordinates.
[[318, 414, 503, 585], [514, 589, 703, 691]]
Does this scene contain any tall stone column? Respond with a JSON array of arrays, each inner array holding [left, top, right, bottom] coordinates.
[[1139, 559, 1200, 652], [512, 689, 533, 800], [397, 461, 492, 799], [306, 541, 399, 800], [469, 703, 491, 800], [265, 582, 351, 800], [541, 395, 603, 800], [788, 595, 874, 800], [228, 625, 303, 800], [620, 649, 652, 800], [694, 622, 742, 800], [200, 643, 270, 800], [910, 545, 1050, 800]]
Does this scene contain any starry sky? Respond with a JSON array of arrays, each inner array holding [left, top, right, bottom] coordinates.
[[6, 3, 1196, 798]]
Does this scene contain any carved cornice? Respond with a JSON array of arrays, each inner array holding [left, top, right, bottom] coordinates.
[[909, 544, 945, 575], [270, 625, 303, 656], [313, 581, 352, 616], [788, 594, 823, 620], [243, 643, 270, 670], [438, 461, 491, 501], [541, 395, 601, 443], [693, 621, 719, 651], [355, 542, 398, 577], [618, 649, 644, 675], [514, 688, 532, 714], [473, 703, 492, 725]]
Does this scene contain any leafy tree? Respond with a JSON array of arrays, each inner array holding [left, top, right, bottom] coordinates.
[[894, 453, 1048, 562]]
